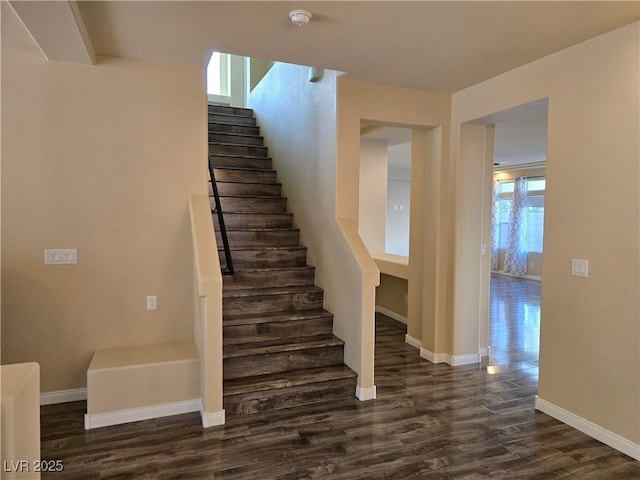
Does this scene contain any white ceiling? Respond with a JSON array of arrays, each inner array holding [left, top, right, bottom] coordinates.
[[73, 1, 639, 93]]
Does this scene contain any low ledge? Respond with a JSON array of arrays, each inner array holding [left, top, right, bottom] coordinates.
[[86, 342, 200, 427], [372, 253, 409, 280], [88, 341, 198, 371]]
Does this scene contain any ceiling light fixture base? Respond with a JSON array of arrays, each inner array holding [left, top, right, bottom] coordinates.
[[289, 9, 312, 27]]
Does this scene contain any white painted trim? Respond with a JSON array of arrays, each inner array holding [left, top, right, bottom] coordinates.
[[375, 306, 407, 324], [84, 399, 200, 430], [40, 388, 87, 405], [535, 396, 640, 461], [356, 384, 377, 401], [420, 348, 449, 364], [420, 349, 481, 366], [479, 346, 491, 358], [405, 334, 422, 349], [207, 94, 230, 105], [200, 406, 225, 428], [449, 353, 481, 366]]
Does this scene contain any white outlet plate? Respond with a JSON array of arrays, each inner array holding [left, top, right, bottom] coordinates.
[[146, 296, 157, 310], [571, 259, 588, 278], [44, 249, 77, 265]]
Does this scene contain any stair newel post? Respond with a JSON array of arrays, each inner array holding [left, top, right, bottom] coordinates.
[[209, 155, 234, 275]]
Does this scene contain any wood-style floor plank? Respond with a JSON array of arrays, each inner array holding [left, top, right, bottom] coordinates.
[[39, 275, 639, 478]]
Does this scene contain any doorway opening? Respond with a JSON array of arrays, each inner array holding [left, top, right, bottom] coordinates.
[[358, 122, 412, 334], [483, 100, 548, 379]]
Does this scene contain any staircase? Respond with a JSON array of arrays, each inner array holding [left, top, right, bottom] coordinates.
[[208, 104, 357, 416]]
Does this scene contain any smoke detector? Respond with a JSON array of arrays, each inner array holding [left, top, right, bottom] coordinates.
[[289, 9, 312, 27]]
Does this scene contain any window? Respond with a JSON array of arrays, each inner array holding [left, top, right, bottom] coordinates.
[[496, 178, 545, 253], [206, 51, 229, 96]]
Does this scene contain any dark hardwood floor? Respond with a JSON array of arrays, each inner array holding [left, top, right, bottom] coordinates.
[[40, 275, 639, 479]]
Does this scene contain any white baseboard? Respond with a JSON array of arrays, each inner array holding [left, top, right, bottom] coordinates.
[[200, 406, 225, 428], [420, 348, 449, 364], [356, 384, 377, 401], [84, 399, 200, 430], [535, 396, 640, 461], [479, 346, 491, 358], [450, 353, 481, 366], [40, 388, 87, 405], [405, 334, 422, 349], [375, 306, 407, 324], [420, 349, 481, 366]]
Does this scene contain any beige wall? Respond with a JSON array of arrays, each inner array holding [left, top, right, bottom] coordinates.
[[247, 64, 381, 392], [451, 22, 639, 444], [376, 274, 408, 319], [359, 138, 388, 254], [248, 57, 273, 93], [336, 79, 452, 359], [1, 4, 208, 392]]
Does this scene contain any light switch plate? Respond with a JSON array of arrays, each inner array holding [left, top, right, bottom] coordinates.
[[571, 258, 588, 278], [147, 296, 157, 310], [44, 249, 77, 265]]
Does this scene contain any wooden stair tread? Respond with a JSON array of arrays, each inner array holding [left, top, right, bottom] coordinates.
[[220, 227, 299, 232], [210, 152, 271, 160], [210, 141, 267, 149], [218, 245, 305, 252], [226, 266, 312, 273], [213, 165, 274, 174], [210, 132, 263, 140], [222, 285, 323, 298], [215, 194, 287, 200], [223, 309, 331, 327], [208, 104, 254, 116], [223, 335, 344, 359], [223, 365, 356, 396]]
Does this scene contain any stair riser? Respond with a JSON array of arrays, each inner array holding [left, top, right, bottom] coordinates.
[[224, 345, 345, 380], [224, 377, 357, 416], [218, 247, 307, 268], [209, 132, 264, 146], [213, 168, 276, 184], [223, 268, 315, 290], [214, 213, 293, 229], [209, 123, 259, 136], [211, 156, 273, 170], [223, 316, 333, 345], [223, 290, 323, 316], [208, 113, 256, 126], [210, 143, 268, 158], [216, 196, 288, 213], [214, 181, 281, 197], [216, 230, 300, 247], [208, 105, 254, 117]]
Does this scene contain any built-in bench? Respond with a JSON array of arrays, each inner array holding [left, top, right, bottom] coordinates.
[[84, 341, 200, 429]]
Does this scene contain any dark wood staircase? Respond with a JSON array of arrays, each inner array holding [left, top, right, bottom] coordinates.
[[208, 104, 357, 416]]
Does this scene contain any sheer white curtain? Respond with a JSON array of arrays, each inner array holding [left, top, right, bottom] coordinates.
[[504, 176, 528, 276], [491, 180, 500, 270]]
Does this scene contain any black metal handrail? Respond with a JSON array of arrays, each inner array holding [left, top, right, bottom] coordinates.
[[208, 155, 234, 275]]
